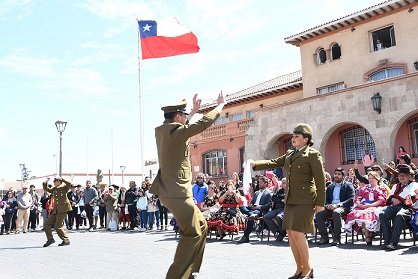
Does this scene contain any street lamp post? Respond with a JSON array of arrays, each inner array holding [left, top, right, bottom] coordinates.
[[120, 165, 126, 186], [55, 120, 67, 177], [53, 154, 57, 175], [19, 163, 25, 187]]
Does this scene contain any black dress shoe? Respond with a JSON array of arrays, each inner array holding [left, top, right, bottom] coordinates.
[[330, 238, 340, 246], [58, 240, 70, 246], [288, 272, 302, 279], [318, 238, 329, 245], [238, 236, 249, 243], [385, 243, 397, 251], [300, 269, 314, 279], [276, 233, 285, 242], [43, 239, 55, 247]]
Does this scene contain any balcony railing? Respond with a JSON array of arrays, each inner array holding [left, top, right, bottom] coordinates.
[[199, 118, 255, 140], [201, 124, 226, 139], [237, 118, 254, 133]]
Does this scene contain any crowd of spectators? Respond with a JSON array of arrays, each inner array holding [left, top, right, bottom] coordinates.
[[0, 176, 169, 235], [1, 149, 418, 252]]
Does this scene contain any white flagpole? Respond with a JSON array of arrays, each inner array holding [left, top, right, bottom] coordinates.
[[111, 128, 114, 184], [137, 19, 145, 181]]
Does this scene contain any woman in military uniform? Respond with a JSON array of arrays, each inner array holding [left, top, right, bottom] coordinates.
[[42, 176, 73, 247], [249, 123, 325, 279]]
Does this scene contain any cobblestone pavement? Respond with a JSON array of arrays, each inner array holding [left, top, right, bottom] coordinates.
[[0, 227, 416, 279]]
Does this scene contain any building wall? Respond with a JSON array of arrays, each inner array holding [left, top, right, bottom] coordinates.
[[190, 89, 303, 180], [192, 4, 418, 177], [300, 7, 418, 97], [190, 136, 245, 182], [246, 73, 418, 173]]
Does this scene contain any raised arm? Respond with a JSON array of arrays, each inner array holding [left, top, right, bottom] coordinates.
[[43, 178, 53, 194]]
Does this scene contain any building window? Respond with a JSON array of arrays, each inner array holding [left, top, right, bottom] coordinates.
[[369, 67, 404, 82], [215, 115, 228, 125], [317, 83, 345, 95], [229, 113, 243, 122], [246, 111, 255, 118], [370, 25, 396, 52], [341, 126, 376, 164], [203, 150, 227, 177], [316, 48, 327, 65], [331, 43, 341, 60]]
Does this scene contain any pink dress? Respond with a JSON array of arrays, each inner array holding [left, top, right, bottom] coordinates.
[[344, 185, 388, 233]]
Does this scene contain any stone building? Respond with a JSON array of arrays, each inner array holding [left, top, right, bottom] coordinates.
[[190, 0, 418, 181]]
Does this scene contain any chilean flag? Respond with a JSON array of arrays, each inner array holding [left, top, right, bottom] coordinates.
[[138, 17, 200, 60]]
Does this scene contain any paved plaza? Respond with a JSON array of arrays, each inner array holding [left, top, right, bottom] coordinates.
[[1, 227, 417, 279]]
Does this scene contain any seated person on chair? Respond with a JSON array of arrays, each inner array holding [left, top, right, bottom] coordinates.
[[379, 164, 418, 251], [211, 180, 245, 240], [238, 176, 272, 243], [201, 183, 220, 226], [344, 171, 388, 245], [316, 167, 355, 245], [263, 177, 286, 241]]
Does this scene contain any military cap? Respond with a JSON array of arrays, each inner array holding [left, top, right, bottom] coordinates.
[[161, 99, 188, 114], [53, 176, 63, 182], [396, 164, 415, 175], [293, 123, 313, 137]]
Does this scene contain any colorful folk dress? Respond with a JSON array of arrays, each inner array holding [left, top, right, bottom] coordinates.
[[344, 185, 388, 233], [208, 190, 246, 233]]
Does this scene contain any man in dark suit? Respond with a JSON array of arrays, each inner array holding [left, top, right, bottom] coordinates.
[[316, 167, 354, 245], [238, 176, 272, 243], [151, 93, 226, 279]]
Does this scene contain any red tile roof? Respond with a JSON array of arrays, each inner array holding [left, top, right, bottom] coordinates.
[[285, 0, 417, 46]]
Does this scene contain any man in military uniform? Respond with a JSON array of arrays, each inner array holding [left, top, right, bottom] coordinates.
[[151, 93, 226, 279], [42, 176, 73, 247]]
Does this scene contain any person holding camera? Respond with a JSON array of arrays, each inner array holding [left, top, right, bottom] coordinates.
[[213, 180, 245, 240]]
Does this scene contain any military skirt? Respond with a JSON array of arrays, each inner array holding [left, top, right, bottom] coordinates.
[[283, 204, 315, 234]]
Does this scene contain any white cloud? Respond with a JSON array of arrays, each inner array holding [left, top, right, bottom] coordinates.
[[0, 0, 33, 20], [147, 55, 210, 87], [72, 42, 130, 66], [0, 49, 116, 97], [78, 0, 169, 38], [64, 67, 114, 96], [80, 0, 153, 19], [0, 127, 10, 144], [0, 50, 59, 77]]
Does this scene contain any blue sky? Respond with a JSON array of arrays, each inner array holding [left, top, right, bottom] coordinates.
[[0, 0, 380, 180]]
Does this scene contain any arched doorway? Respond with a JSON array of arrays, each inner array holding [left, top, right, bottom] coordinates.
[[393, 113, 418, 164]]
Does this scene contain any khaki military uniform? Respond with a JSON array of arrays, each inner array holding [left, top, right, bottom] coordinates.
[[254, 146, 326, 233], [43, 179, 72, 241], [151, 107, 220, 279]]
